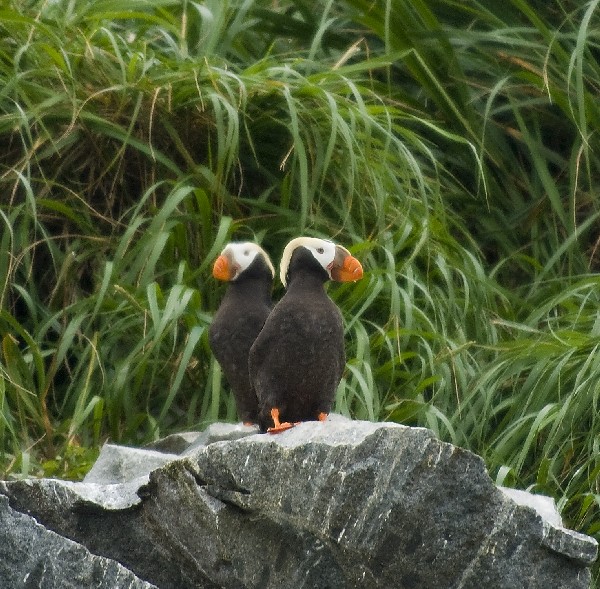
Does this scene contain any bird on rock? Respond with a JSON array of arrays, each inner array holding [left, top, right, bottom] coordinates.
[[209, 241, 275, 425], [249, 236, 363, 433]]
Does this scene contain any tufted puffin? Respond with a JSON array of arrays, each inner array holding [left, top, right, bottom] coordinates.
[[209, 242, 275, 425], [249, 237, 363, 433]]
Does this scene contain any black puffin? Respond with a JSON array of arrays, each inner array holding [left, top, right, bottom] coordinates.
[[208, 241, 275, 425], [249, 237, 363, 433]]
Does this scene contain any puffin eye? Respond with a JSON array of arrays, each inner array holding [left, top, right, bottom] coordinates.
[[316, 247, 324, 254], [244, 250, 250, 256]]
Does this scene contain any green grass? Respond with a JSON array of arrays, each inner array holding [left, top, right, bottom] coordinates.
[[0, 0, 599, 583]]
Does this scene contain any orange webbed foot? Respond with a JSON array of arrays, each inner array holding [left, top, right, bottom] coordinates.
[[268, 423, 296, 434], [317, 412, 328, 422], [267, 407, 296, 435]]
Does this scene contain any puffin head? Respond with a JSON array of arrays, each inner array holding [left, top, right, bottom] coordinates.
[[212, 242, 275, 282], [279, 237, 363, 287]]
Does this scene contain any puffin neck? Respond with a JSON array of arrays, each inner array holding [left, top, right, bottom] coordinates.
[[286, 267, 328, 292], [229, 274, 272, 301], [225, 255, 273, 301]]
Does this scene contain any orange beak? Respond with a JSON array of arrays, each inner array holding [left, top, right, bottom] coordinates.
[[212, 254, 231, 281], [331, 254, 363, 282]]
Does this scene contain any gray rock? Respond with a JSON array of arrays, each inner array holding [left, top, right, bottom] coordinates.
[[183, 414, 349, 452], [144, 431, 201, 454], [0, 420, 596, 589], [84, 443, 179, 485], [190, 420, 597, 587], [499, 486, 563, 527], [11, 476, 146, 511], [183, 422, 260, 454], [0, 494, 156, 589], [498, 487, 598, 565]]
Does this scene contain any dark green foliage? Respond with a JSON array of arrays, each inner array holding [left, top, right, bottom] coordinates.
[[0, 0, 599, 583]]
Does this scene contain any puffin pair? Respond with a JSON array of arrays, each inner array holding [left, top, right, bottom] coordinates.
[[209, 237, 363, 433]]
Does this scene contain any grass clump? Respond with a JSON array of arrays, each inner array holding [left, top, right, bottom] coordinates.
[[1, 0, 599, 582]]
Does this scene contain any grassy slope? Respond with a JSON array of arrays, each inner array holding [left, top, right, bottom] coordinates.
[[0, 0, 598, 580]]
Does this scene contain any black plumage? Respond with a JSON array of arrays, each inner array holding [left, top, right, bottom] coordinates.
[[249, 237, 363, 433], [208, 242, 274, 425]]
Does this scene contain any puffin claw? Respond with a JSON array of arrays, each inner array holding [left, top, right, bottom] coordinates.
[[267, 407, 300, 434], [267, 422, 296, 434]]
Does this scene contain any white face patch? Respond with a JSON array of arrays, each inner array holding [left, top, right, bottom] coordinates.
[[279, 237, 336, 286], [222, 242, 275, 281]]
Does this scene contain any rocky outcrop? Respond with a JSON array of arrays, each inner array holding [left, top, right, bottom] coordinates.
[[0, 418, 596, 588], [0, 495, 156, 589]]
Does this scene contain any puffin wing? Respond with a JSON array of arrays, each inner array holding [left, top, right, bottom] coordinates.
[[247, 308, 280, 398]]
